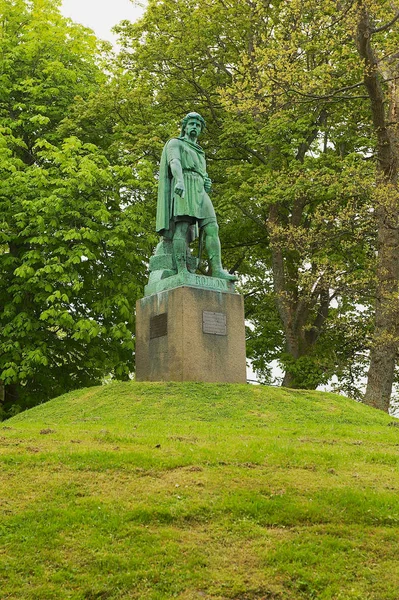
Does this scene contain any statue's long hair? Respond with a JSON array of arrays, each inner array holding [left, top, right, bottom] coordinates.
[[179, 112, 206, 138]]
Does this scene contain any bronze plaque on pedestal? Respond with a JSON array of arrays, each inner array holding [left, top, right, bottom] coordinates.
[[203, 311, 227, 336]]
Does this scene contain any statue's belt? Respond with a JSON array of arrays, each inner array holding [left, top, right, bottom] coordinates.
[[183, 168, 205, 178]]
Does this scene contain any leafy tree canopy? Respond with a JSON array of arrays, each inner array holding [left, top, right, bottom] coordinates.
[[0, 0, 151, 414]]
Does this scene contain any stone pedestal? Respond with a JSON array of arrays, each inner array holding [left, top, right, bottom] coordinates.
[[135, 285, 246, 383]]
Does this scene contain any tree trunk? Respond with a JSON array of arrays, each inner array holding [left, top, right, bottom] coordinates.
[[268, 204, 329, 389], [356, 6, 399, 412], [363, 209, 399, 411], [4, 384, 19, 409]]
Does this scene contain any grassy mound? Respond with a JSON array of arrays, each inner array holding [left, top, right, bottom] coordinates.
[[1, 382, 399, 599]]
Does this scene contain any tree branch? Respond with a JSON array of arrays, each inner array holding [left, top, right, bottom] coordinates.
[[356, 5, 395, 178], [235, 143, 268, 164], [232, 200, 266, 230], [371, 12, 399, 34]]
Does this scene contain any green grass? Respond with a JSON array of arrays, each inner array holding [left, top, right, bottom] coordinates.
[[1, 382, 399, 599]]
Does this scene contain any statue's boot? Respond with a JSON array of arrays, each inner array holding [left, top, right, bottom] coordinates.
[[208, 245, 238, 281], [210, 259, 238, 281], [204, 224, 238, 281]]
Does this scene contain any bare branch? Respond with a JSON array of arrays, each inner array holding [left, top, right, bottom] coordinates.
[[232, 200, 266, 230], [235, 143, 268, 164], [295, 108, 327, 163], [371, 12, 399, 34], [285, 80, 365, 101]]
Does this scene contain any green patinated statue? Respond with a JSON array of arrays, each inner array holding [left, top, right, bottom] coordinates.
[[147, 112, 237, 290]]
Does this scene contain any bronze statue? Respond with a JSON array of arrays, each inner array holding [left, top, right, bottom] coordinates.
[[153, 112, 236, 282]]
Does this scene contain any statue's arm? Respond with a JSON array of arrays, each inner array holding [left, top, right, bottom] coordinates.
[[169, 158, 185, 198], [166, 139, 185, 198]]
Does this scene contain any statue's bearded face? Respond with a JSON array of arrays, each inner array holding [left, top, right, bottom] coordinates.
[[185, 118, 202, 140]]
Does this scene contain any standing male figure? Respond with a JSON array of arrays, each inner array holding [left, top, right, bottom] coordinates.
[[156, 112, 236, 281]]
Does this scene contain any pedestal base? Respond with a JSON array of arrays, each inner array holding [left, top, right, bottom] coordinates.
[[144, 270, 236, 296], [135, 286, 246, 383]]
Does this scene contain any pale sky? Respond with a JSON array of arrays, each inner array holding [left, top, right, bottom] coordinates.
[[60, 0, 146, 45]]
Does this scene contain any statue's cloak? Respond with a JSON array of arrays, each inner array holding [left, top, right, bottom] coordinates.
[[155, 140, 173, 235], [156, 137, 214, 237]]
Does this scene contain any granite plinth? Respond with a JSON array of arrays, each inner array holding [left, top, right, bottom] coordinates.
[[144, 272, 236, 296], [135, 286, 246, 383]]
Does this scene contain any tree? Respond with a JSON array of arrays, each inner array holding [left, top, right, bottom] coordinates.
[[0, 0, 150, 414], [112, 0, 376, 391], [355, 1, 399, 411]]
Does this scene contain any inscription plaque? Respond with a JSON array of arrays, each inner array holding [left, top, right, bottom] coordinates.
[[150, 312, 168, 339], [203, 311, 227, 336], [195, 275, 228, 291]]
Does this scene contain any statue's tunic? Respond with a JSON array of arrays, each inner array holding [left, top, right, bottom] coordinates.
[[156, 137, 216, 234]]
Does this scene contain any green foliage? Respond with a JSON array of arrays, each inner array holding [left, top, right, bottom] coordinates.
[[1, 382, 399, 598], [0, 0, 152, 412]]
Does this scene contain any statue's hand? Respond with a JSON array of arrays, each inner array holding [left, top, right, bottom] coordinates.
[[204, 176, 212, 193], [174, 180, 185, 198]]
